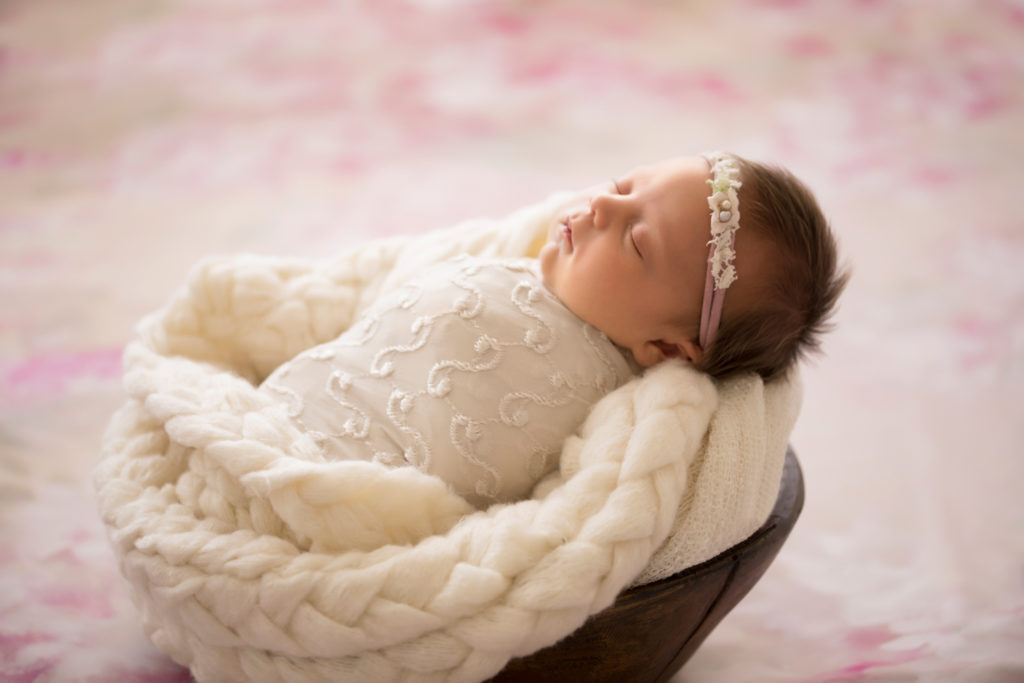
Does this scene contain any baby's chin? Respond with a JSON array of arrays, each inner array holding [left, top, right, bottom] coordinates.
[[536, 240, 559, 289]]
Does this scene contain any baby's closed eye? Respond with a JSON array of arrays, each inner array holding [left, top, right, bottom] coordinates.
[[629, 224, 643, 259]]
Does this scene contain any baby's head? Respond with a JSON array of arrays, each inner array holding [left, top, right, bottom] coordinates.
[[539, 152, 847, 380]]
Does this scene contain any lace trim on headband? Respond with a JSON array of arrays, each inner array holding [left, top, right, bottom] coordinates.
[[705, 152, 742, 291]]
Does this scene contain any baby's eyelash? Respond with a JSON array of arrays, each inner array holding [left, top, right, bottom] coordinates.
[[629, 224, 642, 258], [612, 179, 625, 195]]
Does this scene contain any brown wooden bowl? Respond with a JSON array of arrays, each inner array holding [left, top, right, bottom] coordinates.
[[491, 447, 804, 683]]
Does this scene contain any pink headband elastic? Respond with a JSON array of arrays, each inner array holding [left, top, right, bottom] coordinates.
[[698, 152, 743, 350]]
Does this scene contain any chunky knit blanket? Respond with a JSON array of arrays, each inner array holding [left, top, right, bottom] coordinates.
[[94, 192, 801, 683]]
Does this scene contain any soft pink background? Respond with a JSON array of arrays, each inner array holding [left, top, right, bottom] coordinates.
[[2, 1, 1022, 681]]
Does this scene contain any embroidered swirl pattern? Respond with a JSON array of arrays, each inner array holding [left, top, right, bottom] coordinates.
[[260, 257, 637, 506]]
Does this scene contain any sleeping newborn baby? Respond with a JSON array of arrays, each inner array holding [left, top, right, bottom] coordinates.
[[261, 153, 846, 507], [261, 256, 634, 507]]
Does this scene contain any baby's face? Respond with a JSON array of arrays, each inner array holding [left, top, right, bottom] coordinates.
[[539, 156, 727, 367]]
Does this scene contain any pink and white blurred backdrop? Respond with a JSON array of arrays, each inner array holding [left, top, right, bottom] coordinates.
[[1, 1, 1022, 681]]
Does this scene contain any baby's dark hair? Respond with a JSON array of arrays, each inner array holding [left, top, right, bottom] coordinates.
[[695, 156, 849, 380]]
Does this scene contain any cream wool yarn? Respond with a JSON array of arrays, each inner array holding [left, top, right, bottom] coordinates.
[[94, 191, 799, 682]]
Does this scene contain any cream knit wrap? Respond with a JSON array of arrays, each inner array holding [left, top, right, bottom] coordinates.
[[94, 192, 801, 683]]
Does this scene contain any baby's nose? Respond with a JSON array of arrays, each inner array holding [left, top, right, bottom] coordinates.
[[590, 192, 626, 230]]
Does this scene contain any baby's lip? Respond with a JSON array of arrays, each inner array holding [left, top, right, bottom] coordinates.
[[561, 216, 574, 249]]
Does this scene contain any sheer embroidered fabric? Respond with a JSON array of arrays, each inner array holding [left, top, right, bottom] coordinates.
[[260, 257, 637, 507]]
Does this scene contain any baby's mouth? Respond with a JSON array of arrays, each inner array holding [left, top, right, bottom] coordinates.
[[561, 217, 574, 249]]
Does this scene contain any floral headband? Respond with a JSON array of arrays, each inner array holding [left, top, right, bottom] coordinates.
[[699, 151, 742, 349]]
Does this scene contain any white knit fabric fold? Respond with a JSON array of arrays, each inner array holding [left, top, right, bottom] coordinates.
[[95, 190, 799, 682]]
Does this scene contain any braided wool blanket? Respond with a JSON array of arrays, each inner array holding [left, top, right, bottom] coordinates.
[[94, 192, 801, 683]]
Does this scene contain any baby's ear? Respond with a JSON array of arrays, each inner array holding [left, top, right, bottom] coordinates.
[[633, 338, 703, 367]]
